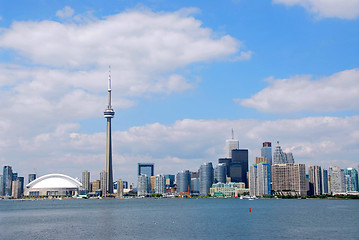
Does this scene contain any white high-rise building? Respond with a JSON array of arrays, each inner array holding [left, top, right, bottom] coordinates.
[[137, 174, 149, 196], [329, 166, 345, 194], [226, 129, 239, 158], [249, 163, 271, 197], [155, 174, 166, 194]]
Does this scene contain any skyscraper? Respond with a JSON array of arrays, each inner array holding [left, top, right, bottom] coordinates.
[[273, 141, 287, 164], [82, 170, 90, 193], [308, 165, 322, 195], [230, 149, 248, 187], [285, 152, 294, 164], [117, 179, 123, 197], [329, 166, 345, 194], [272, 163, 307, 197], [12, 179, 21, 198], [138, 163, 154, 177], [322, 169, 329, 194], [3, 166, 13, 196], [344, 168, 358, 192], [199, 162, 214, 196], [137, 174, 149, 196], [28, 173, 36, 184], [100, 170, 107, 196], [261, 142, 272, 165], [215, 163, 227, 183], [176, 170, 191, 193], [225, 129, 239, 158], [104, 67, 115, 194], [249, 163, 271, 197], [155, 175, 165, 194], [0, 175, 3, 196], [164, 174, 175, 187]]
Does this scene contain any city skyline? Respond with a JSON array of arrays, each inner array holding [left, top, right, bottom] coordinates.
[[0, 1, 358, 184]]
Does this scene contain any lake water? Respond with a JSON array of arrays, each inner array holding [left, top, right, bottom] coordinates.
[[0, 198, 358, 240]]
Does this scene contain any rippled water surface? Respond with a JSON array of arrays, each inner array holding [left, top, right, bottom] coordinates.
[[0, 198, 358, 239]]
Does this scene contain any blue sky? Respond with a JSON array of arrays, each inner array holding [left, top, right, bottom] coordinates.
[[0, 0, 358, 184]]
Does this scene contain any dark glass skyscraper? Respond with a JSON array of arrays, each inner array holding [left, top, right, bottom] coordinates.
[[138, 163, 154, 177], [229, 149, 248, 187], [28, 174, 36, 184], [3, 166, 13, 196]]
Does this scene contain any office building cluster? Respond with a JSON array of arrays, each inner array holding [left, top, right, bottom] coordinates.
[[1, 137, 358, 199], [249, 142, 359, 197], [136, 135, 250, 197], [0, 165, 35, 198]]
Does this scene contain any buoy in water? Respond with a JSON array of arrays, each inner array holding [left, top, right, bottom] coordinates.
[[249, 208, 251, 212]]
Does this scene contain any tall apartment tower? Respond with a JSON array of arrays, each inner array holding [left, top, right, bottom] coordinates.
[[82, 170, 91, 193], [12, 180, 21, 198], [0, 175, 3, 196], [137, 174, 149, 196], [155, 175, 166, 194], [199, 162, 214, 196], [225, 129, 239, 158], [344, 168, 358, 192], [3, 166, 13, 196], [249, 163, 271, 197], [322, 169, 329, 194], [100, 170, 108, 196], [117, 179, 123, 197], [104, 67, 115, 195], [261, 142, 272, 165], [329, 166, 345, 194], [176, 170, 191, 193], [215, 163, 227, 183], [308, 165, 322, 195], [272, 163, 307, 197]]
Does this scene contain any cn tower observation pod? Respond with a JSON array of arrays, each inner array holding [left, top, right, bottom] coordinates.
[[24, 173, 82, 197]]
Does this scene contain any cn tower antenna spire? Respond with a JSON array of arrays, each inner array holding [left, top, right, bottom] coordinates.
[[104, 65, 115, 195]]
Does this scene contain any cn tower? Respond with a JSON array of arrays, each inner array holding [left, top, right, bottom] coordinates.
[[104, 66, 114, 194]]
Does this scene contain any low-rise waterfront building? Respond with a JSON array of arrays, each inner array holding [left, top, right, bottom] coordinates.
[[24, 173, 82, 197]]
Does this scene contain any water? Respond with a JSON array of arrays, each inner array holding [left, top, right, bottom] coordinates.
[[0, 198, 358, 240]]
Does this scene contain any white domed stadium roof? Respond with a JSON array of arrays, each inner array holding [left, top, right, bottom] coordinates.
[[27, 173, 82, 189]]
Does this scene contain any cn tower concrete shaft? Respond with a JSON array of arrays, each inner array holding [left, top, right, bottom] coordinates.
[[104, 69, 115, 194]]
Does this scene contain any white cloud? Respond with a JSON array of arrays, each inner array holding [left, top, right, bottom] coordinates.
[[0, 9, 239, 69], [2, 116, 358, 183], [56, 6, 75, 19], [0, 8, 243, 130], [237, 68, 359, 113], [273, 0, 359, 19]]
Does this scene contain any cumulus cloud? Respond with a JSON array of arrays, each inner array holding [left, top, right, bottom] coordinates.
[[273, 0, 359, 19], [2, 117, 358, 183], [0, 8, 244, 138], [0, 9, 239, 69], [56, 6, 75, 19], [237, 68, 359, 113]]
